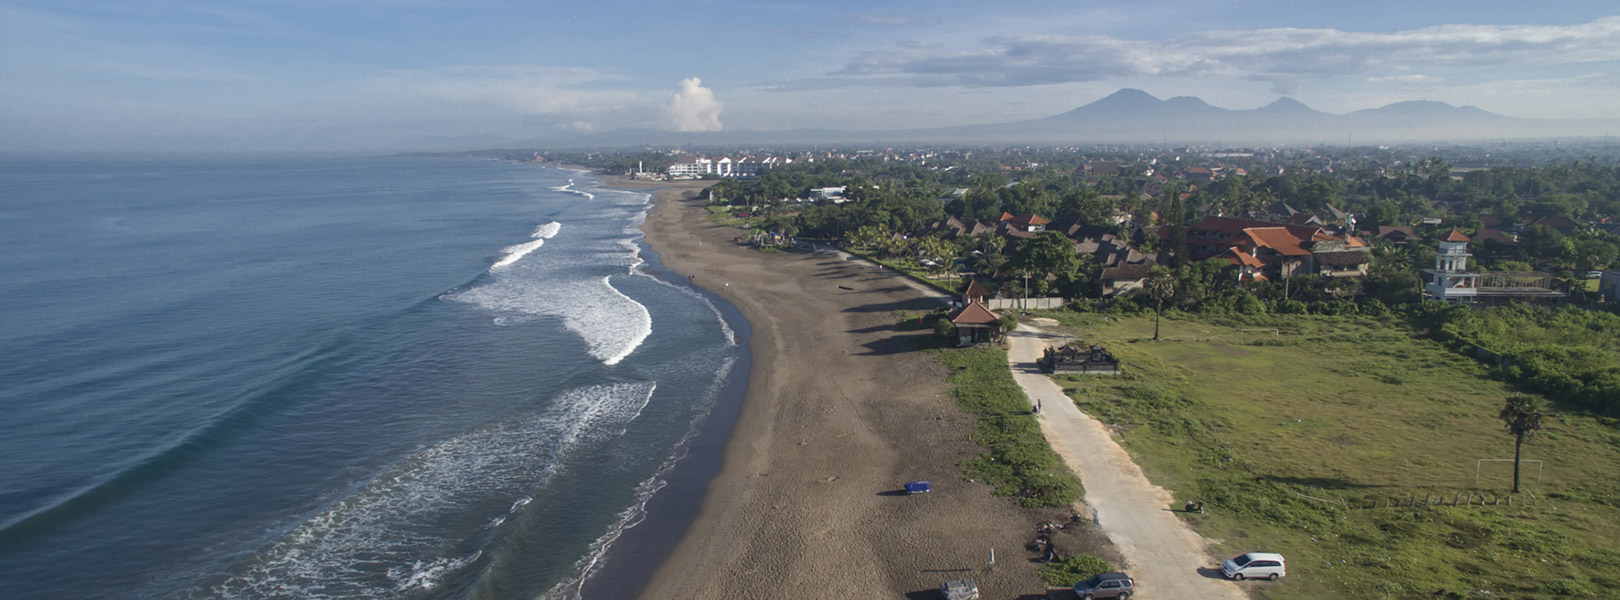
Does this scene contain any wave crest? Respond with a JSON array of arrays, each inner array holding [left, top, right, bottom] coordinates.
[[189, 382, 656, 600]]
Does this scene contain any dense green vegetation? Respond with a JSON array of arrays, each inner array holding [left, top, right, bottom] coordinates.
[[1420, 303, 1620, 415], [1043, 313, 1620, 599], [936, 346, 1082, 508], [1038, 553, 1115, 587], [692, 147, 1620, 308]]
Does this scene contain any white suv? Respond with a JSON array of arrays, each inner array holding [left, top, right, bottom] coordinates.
[[1222, 552, 1286, 581]]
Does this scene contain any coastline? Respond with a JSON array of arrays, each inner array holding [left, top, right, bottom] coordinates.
[[605, 175, 1082, 599]]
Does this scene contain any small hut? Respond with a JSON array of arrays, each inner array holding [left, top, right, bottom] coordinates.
[[946, 300, 1001, 346]]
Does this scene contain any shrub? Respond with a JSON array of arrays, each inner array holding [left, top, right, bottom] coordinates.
[[1038, 553, 1114, 587], [939, 348, 1082, 507]]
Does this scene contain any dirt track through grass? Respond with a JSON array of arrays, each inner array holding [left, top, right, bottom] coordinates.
[[1043, 312, 1620, 599]]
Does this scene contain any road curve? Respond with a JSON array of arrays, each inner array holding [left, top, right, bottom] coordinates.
[[1008, 325, 1248, 600]]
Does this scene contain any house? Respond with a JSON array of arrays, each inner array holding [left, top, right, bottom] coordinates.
[[1529, 216, 1581, 235], [1186, 215, 1368, 279], [946, 300, 1002, 346], [1319, 204, 1351, 228], [1215, 247, 1268, 282], [1375, 226, 1418, 244], [965, 221, 998, 237], [1230, 227, 1315, 279], [1311, 239, 1373, 278], [1423, 228, 1565, 305], [1261, 202, 1299, 222], [1473, 228, 1519, 261], [1285, 213, 1326, 227], [998, 212, 1049, 233], [1099, 263, 1154, 296], [930, 216, 969, 238], [810, 186, 847, 201]]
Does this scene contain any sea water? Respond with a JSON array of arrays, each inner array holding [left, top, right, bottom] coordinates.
[[0, 157, 740, 599]]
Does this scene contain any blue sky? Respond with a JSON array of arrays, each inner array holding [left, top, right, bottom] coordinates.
[[3, 0, 1618, 151]]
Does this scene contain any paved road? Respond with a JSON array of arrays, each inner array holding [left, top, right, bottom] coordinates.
[[1008, 325, 1249, 600]]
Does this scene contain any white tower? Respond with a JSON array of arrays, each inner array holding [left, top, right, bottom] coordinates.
[[1426, 228, 1478, 302]]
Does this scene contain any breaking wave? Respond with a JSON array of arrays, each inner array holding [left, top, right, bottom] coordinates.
[[189, 382, 656, 600], [491, 221, 562, 270]]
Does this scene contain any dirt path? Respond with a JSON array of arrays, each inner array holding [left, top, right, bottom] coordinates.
[[1007, 325, 1249, 600]]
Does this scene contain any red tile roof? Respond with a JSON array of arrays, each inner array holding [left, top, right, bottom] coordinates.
[[1444, 228, 1471, 242], [999, 213, 1050, 229], [1217, 247, 1265, 268], [963, 279, 990, 300], [1240, 227, 1312, 256], [949, 301, 1000, 325]]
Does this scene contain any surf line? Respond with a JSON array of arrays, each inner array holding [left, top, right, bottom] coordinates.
[[491, 222, 562, 270]]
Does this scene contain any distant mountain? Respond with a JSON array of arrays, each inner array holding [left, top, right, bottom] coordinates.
[[530, 89, 1619, 149]]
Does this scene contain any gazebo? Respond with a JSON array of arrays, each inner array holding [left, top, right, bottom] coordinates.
[[947, 300, 1001, 346]]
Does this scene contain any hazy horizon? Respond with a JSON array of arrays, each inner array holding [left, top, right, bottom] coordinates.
[[3, 1, 1619, 152]]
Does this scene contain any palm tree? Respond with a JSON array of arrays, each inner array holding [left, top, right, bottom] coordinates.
[[1498, 395, 1546, 494], [1144, 266, 1176, 341]]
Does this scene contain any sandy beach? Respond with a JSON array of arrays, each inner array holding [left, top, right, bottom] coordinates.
[[616, 177, 1112, 599]]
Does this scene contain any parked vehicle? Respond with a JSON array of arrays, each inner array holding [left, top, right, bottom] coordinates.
[[939, 578, 979, 600], [1222, 552, 1286, 581], [1072, 571, 1134, 599], [904, 481, 931, 494]]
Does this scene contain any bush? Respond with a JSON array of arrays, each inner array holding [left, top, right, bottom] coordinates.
[[1039, 553, 1114, 587], [939, 348, 1083, 507]]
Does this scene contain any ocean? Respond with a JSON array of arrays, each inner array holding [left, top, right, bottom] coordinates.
[[0, 157, 744, 599]]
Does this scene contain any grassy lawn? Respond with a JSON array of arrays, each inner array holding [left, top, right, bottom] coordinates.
[[1037, 311, 1620, 599], [936, 345, 1082, 508], [703, 204, 749, 227]]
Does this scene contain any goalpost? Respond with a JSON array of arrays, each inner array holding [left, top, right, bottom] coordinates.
[[1475, 458, 1543, 486]]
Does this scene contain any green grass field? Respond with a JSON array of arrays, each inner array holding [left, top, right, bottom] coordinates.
[[1036, 311, 1620, 599]]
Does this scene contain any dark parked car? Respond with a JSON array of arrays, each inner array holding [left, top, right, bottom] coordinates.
[[1073, 571, 1134, 599]]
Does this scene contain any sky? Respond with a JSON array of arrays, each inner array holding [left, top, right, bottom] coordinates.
[[2, 0, 1619, 152]]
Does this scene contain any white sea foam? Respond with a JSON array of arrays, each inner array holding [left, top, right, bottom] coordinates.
[[490, 221, 562, 270], [193, 382, 656, 600], [452, 213, 653, 365], [540, 357, 735, 600], [552, 180, 596, 201]]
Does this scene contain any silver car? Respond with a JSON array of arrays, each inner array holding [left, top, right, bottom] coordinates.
[[1072, 572, 1134, 599], [1222, 551, 1286, 581]]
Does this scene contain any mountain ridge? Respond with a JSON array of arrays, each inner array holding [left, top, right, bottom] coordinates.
[[537, 89, 1618, 148]]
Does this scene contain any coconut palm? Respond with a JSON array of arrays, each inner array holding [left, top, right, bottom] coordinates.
[[1498, 394, 1546, 494], [1144, 266, 1176, 341]]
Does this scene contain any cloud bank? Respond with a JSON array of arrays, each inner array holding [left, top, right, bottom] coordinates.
[[821, 16, 1620, 89], [665, 77, 723, 132]]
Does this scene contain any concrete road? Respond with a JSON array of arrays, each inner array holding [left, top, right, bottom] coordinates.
[[1008, 325, 1248, 600]]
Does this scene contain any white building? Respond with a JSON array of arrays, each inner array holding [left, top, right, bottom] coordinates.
[[1425, 229, 1478, 302], [664, 156, 774, 179]]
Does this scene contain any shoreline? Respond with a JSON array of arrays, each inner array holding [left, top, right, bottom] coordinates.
[[601, 174, 1091, 599]]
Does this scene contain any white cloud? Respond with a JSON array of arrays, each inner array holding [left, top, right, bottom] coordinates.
[[665, 77, 723, 132], [816, 16, 1620, 90]]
